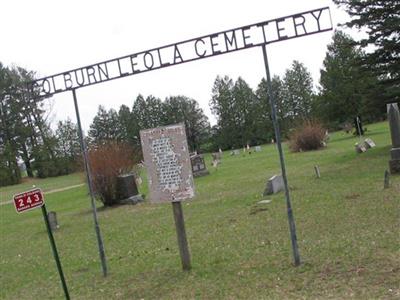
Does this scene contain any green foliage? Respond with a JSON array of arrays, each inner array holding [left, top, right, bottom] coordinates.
[[0, 63, 58, 181], [281, 60, 314, 123], [315, 30, 385, 128], [333, 0, 400, 101], [163, 95, 210, 151], [88, 105, 120, 144]]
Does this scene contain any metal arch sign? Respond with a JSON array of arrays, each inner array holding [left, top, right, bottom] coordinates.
[[27, 7, 332, 97]]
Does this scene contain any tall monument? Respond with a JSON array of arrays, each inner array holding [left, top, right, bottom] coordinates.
[[388, 103, 400, 174]]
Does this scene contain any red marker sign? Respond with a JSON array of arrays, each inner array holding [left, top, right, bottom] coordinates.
[[13, 188, 44, 213]]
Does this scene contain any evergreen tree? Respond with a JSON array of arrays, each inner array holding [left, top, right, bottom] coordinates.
[[117, 104, 139, 146], [1, 63, 59, 180], [56, 118, 80, 160], [281, 60, 314, 126], [163, 95, 210, 151], [316, 30, 384, 127], [256, 75, 289, 140], [88, 106, 120, 144], [232, 77, 258, 145], [209, 75, 236, 149], [131, 94, 164, 132], [333, 0, 400, 101]]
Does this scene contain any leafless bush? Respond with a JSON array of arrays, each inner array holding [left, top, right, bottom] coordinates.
[[289, 120, 327, 152], [88, 141, 139, 206]]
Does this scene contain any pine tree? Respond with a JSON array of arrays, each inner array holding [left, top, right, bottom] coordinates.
[[163, 96, 210, 151], [333, 0, 400, 101], [316, 30, 384, 127], [281, 61, 314, 126]]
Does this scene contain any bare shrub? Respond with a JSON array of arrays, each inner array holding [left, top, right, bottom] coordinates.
[[88, 141, 139, 206], [289, 120, 327, 152]]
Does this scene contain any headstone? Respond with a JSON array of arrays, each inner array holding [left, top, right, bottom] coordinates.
[[384, 170, 390, 189], [212, 152, 221, 161], [354, 116, 364, 136], [314, 165, 321, 178], [355, 142, 367, 153], [211, 152, 221, 168], [364, 138, 376, 148], [258, 199, 272, 204], [233, 149, 240, 155], [263, 174, 284, 196], [255, 146, 262, 152], [116, 174, 144, 204], [387, 103, 400, 174], [47, 211, 59, 231], [190, 154, 210, 177], [140, 123, 195, 203], [135, 176, 143, 186]]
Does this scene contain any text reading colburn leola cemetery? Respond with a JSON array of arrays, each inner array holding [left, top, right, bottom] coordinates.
[[29, 7, 332, 97]]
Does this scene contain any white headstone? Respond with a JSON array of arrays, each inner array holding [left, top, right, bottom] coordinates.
[[263, 175, 284, 196]]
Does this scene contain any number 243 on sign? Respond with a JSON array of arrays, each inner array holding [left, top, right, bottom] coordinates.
[[13, 188, 44, 213]]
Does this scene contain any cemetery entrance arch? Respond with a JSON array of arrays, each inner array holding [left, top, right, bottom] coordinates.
[[25, 7, 333, 275]]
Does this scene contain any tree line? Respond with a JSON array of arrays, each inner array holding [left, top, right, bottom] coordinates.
[[1, 24, 394, 185]]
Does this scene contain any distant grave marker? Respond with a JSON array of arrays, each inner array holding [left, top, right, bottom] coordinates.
[[314, 165, 321, 178], [263, 175, 284, 196], [364, 138, 376, 149], [255, 146, 262, 152], [190, 154, 210, 177]]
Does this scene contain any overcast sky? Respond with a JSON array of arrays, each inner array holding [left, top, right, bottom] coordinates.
[[1, 0, 356, 130]]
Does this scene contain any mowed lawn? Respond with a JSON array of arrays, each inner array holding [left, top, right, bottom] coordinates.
[[0, 121, 399, 299]]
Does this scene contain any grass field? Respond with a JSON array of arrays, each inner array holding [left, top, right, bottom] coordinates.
[[0, 121, 399, 299], [0, 173, 84, 204]]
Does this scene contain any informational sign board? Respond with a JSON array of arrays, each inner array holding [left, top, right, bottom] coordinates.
[[13, 188, 44, 213], [140, 123, 194, 203]]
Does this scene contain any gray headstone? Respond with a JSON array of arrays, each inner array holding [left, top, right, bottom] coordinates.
[[117, 174, 139, 199], [355, 143, 367, 153], [233, 149, 240, 155], [255, 146, 262, 152], [263, 174, 284, 196], [190, 154, 209, 177], [314, 165, 321, 178], [364, 138, 376, 148], [47, 211, 59, 231], [212, 152, 221, 160], [387, 103, 400, 173]]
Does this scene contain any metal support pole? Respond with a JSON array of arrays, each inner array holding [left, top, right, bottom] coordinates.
[[261, 45, 301, 266], [41, 204, 70, 300], [72, 89, 108, 276]]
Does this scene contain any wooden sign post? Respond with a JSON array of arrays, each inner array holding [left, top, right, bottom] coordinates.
[[140, 123, 194, 270]]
